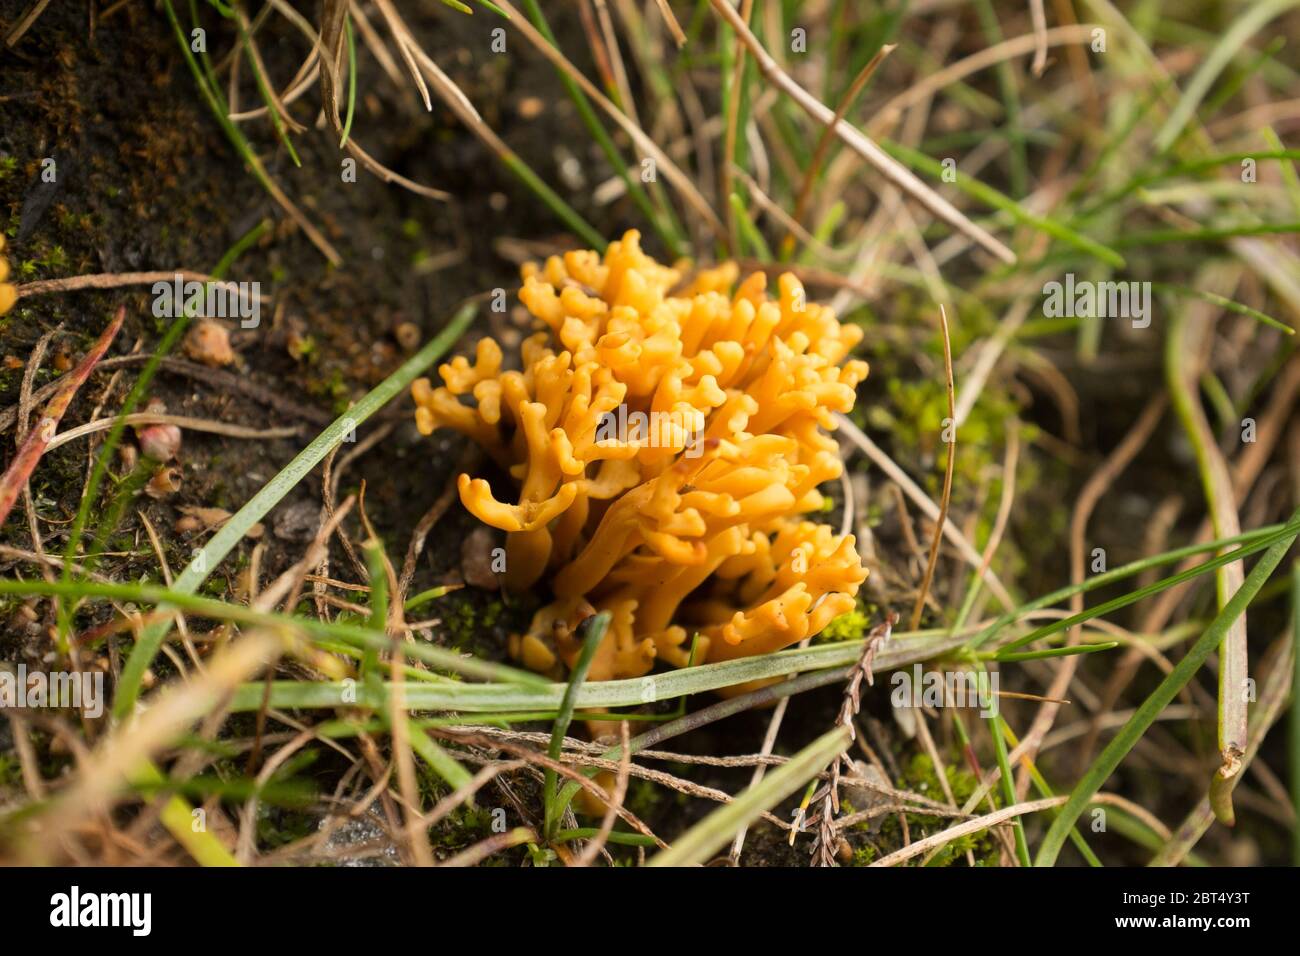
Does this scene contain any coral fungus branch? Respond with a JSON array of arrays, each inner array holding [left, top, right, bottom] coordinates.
[[414, 231, 869, 681]]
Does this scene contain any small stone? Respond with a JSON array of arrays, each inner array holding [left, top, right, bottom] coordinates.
[[183, 319, 235, 367], [272, 499, 320, 543], [460, 526, 500, 590], [394, 321, 421, 353], [517, 96, 545, 120]]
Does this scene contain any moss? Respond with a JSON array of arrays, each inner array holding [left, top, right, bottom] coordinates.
[[440, 592, 508, 662], [815, 607, 869, 644], [255, 805, 316, 849], [624, 778, 662, 822], [881, 753, 1000, 866], [305, 368, 353, 414], [850, 842, 878, 866], [17, 244, 71, 280], [0, 753, 21, 788], [428, 801, 515, 864]]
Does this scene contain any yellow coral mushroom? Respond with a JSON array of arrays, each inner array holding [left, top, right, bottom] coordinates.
[[413, 230, 868, 682], [0, 234, 16, 316]]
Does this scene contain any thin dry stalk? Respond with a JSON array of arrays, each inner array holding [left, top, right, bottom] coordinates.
[[573, 720, 630, 866], [783, 43, 897, 256], [494, 0, 726, 241], [45, 414, 300, 452], [871, 796, 1067, 867], [651, 0, 686, 47], [837, 413, 1015, 610], [707, 0, 1015, 264], [1029, 0, 1050, 76], [908, 305, 956, 631], [1012, 396, 1168, 801]]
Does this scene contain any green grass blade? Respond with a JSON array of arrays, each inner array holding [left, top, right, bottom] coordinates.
[[543, 611, 611, 838], [992, 641, 1118, 663], [339, 14, 357, 148], [1112, 222, 1300, 248], [969, 523, 1287, 654], [217, 627, 974, 713], [988, 708, 1031, 866], [2, 577, 544, 688], [648, 727, 851, 866], [1034, 507, 1300, 866], [1153, 0, 1300, 153], [1152, 282, 1294, 335], [879, 138, 1126, 268], [1292, 560, 1300, 865], [110, 303, 477, 720]]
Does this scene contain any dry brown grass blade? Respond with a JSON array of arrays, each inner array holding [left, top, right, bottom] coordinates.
[[494, 0, 727, 242], [21, 628, 284, 863], [783, 42, 897, 257], [652, 0, 686, 48], [316, 0, 451, 201], [871, 795, 1067, 866], [836, 414, 1015, 610], [0, 306, 124, 529], [870, 25, 1096, 131], [707, 0, 1015, 264], [1012, 394, 1168, 801], [908, 304, 956, 631]]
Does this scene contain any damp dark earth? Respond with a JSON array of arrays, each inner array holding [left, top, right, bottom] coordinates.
[[0, 1, 1298, 871]]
